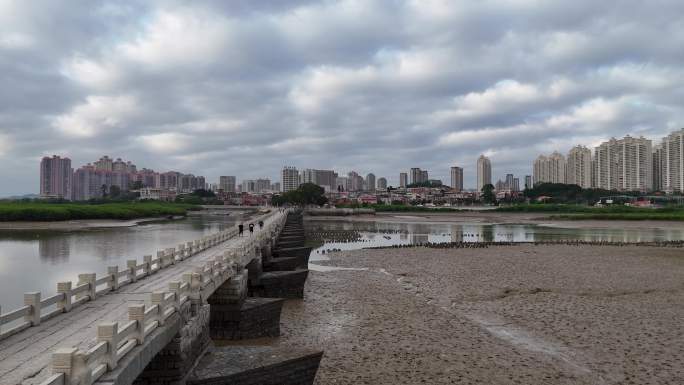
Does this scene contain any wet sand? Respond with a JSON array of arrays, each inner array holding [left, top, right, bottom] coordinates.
[[0, 216, 182, 230], [277, 245, 684, 384], [307, 211, 684, 230]]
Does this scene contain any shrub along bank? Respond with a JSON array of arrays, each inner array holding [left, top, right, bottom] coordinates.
[[0, 201, 200, 221]]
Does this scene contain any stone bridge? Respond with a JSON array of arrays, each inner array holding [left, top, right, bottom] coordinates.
[[0, 209, 320, 385]]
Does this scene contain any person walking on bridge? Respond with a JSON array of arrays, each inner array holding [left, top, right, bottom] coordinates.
[[258, 220, 264, 229], [249, 223, 255, 235], [238, 223, 244, 236]]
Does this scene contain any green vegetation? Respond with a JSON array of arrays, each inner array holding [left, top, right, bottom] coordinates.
[[497, 203, 684, 221], [523, 183, 644, 204], [481, 183, 496, 204], [272, 183, 328, 206], [406, 181, 443, 188], [0, 201, 200, 221]]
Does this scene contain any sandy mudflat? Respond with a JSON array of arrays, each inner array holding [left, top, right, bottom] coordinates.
[[276, 245, 684, 384], [307, 211, 684, 230], [0, 216, 179, 230]]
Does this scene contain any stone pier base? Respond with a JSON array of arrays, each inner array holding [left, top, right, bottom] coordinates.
[[188, 346, 323, 385], [134, 305, 211, 385], [263, 257, 299, 272], [272, 247, 311, 268], [250, 270, 309, 299], [209, 298, 284, 340]]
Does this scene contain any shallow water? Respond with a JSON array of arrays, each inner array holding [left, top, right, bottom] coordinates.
[[0, 215, 245, 310], [306, 219, 684, 254]]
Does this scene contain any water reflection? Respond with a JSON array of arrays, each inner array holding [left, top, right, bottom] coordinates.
[[306, 220, 684, 253], [0, 215, 242, 310]]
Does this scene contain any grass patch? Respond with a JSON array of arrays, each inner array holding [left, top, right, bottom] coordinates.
[[0, 202, 201, 221], [336, 204, 464, 212]]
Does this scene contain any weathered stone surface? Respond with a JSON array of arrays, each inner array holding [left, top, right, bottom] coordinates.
[[272, 247, 311, 268], [250, 270, 309, 299], [132, 305, 211, 385], [209, 297, 284, 340], [187, 346, 323, 385], [263, 257, 299, 272]]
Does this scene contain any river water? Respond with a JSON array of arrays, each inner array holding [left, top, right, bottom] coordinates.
[[0, 214, 247, 311], [305, 219, 684, 253], [4, 216, 684, 312]]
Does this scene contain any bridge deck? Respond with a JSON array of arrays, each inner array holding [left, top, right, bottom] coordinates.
[[0, 211, 277, 385]]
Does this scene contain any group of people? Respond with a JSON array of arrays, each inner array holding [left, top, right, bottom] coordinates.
[[238, 220, 264, 236]]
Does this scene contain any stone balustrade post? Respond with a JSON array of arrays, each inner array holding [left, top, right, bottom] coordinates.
[[24, 292, 41, 326], [107, 266, 119, 291], [143, 255, 152, 275], [52, 347, 77, 385], [98, 322, 119, 370], [177, 244, 185, 261], [128, 304, 145, 344], [77, 273, 96, 301], [151, 292, 166, 326], [57, 282, 72, 312], [157, 251, 166, 268], [127, 260, 138, 283], [73, 350, 91, 385], [186, 242, 194, 256], [169, 281, 181, 311], [194, 240, 200, 253]]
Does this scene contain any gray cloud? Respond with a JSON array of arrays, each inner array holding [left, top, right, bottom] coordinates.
[[1, 0, 684, 195]]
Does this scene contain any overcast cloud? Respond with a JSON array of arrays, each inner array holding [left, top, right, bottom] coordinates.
[[2, 0, 684, 195]]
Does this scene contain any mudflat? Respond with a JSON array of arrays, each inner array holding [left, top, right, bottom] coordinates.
[[277, 245, 684, 384], [307, 211, 684, 230]]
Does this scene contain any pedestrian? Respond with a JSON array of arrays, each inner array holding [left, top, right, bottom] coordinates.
[[258, 220, 264, 229], [238, 223, 244, 237], [249, 223, 255, 234]]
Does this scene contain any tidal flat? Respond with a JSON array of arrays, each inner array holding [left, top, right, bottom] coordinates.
[[276, 244, 684, 384]]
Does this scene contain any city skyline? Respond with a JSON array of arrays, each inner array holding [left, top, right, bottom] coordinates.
[[4, 2, 684, 196]]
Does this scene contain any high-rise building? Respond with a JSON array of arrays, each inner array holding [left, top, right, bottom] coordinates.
[[377, 177, 388, 190], [335, 176, 350, 192], [450, 166, 463, 191], [347, 171, 364, 191], [281, 166, 299, 192], [476, 155, 492, 192], [524, 175, 532, 189], [653, 144, 665, 191], [533, 151, 566, 185], [512, 177, 520, 192], [94, 156, 113, 171], [566, 145, 592, 188], [657, 129, 684, 192], [219, 176, 236, 192], [410, 168, 422, 185], [505, 174, 514, 190], [593, 136, 652, 191], [365, 173, 376, 191], [40, 155, 72, 199], [301, 169, 338, 192], [399, 172, 408, 188], [256, 178, 271, 192]]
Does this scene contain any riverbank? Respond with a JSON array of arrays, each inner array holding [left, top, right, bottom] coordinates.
[[306, 211, 684, 230], [0, 216, 186, 230], [276, 244, 684, 384], [0, 202, 199, 222]]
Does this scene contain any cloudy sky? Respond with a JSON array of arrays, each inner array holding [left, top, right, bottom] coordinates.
[[2, 0, 684, 195]]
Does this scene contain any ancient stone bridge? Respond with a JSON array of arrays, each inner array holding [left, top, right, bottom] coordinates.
[[0, 209, 320, 385]]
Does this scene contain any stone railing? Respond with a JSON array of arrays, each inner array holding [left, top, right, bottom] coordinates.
[[38, 210, 287, 385], [0, 217, 271, 341]]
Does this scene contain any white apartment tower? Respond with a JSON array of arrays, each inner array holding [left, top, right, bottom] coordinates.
[[659, 128, 684, 192], [533, 151, 566, 185], [281, 166, 299, 192], [365, 173, 376, 191], [399, 172, 408, 188], [450, 166, 463, 191], [476, 155, 492, 191], [566, 145, 592, 188], [593, 136, 652, 191]]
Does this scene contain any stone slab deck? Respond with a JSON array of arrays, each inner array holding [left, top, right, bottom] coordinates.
[[0, 211, 280, 385]]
